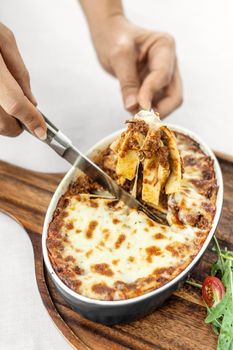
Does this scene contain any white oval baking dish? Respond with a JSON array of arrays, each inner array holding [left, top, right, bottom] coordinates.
[[42, 124, 223, 325]]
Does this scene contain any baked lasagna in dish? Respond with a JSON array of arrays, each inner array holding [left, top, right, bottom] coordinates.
[[47, 111, 217, 301]]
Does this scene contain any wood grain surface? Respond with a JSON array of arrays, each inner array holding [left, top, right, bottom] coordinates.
[[0, 156, 232, 350]]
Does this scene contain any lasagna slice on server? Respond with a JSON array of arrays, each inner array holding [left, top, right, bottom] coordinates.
[[111, 110, 182, 208]]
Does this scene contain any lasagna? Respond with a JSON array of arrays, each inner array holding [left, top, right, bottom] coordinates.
[[110, 110, 182, 208], [47, 111, 217, 301]]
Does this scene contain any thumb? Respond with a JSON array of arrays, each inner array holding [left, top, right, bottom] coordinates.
[[111, 43, 140, 112], [138, 70, 171, 111]]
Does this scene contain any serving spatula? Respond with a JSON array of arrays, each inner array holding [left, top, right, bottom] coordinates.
[[32, 113, 169, 226]]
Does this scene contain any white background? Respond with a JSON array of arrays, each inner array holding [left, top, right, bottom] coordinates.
[[0, 0, 233, 349]]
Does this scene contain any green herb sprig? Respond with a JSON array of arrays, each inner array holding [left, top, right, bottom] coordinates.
[[186, 235, 233, 350]]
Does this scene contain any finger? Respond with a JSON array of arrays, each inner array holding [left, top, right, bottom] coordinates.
[[10, 97, 47, 139], [0, 23, 37, 106], [156, 65, 183, 118], [0, 54, 46, 139], [110, 41, 140, 112], [138, 44, 175, 110], [0, 106, 22, 137]]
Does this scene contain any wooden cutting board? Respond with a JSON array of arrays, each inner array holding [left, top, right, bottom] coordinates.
[[0, 153, 233, 350]]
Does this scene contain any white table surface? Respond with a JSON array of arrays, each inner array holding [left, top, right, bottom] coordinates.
[[0, 0, 233, 349]]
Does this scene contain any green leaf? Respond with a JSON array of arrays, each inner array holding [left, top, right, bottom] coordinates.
[[211, 253, 228, 278], [212, 322, 220, 336], [211, 256, 224, 276], [217, 301, 233, 350], [200, 237, 233, 349], [212, 236, 225, 277], [217, 261, 233, 350], [205, 293, 230, 323]]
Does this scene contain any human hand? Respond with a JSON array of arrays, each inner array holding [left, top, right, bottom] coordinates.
[[92, 16, 182, 118], [0, 23, 46, 138]]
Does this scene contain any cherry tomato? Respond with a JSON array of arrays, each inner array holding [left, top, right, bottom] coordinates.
[[202, 276, 225, 307]]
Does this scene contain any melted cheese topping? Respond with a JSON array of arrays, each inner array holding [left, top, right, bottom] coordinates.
[[47, 132, 217, 301]]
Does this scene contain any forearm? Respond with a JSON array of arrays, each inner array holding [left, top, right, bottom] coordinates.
[[79, 0, 124, 38]]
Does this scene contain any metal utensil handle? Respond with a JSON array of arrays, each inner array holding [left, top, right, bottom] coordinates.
[[39, 111, 75, 158]]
